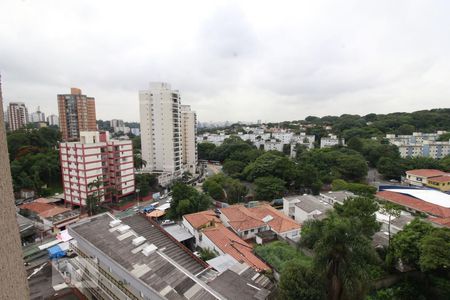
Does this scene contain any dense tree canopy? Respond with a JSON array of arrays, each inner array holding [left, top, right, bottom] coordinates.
[[278, 261, 326, 300], [167, 183, 212, 219], [7, 127, 62, 195]]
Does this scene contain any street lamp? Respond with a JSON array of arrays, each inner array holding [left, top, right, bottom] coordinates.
[[136, 188, 140, 207]]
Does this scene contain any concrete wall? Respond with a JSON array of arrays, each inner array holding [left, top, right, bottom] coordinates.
[[0, 80, 30, 299]]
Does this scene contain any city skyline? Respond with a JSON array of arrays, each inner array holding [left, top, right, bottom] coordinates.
[[2, 1, 450, 123]]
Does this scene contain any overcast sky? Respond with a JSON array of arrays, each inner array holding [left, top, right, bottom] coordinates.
[[1, 0, 450, 122]]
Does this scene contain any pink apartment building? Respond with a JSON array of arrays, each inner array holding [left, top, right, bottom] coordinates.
[[60, 131, 135, 207]]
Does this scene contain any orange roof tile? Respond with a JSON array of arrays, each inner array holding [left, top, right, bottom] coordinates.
[[377, 191, 450, 218], [249, 204, 300, 234], [203, 224, 269, 271], [20, 202, 71, 218], [428, 216, 450, 227], [39, 206, 71, 218], [406, 169, 448, 178], [220, 205, 265, 231], [221, 204, 300, 234], [183, 210, 220, 229], [428, 175, 450, 183], [20, 202, 57, 214]]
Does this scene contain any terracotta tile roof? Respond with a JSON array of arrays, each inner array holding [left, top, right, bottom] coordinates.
[[39, 206, 71, 218], [183, 210, 220, 229], [428, 216, 450, 227], [428, 175, 450, 183], [221, 204, 300, 234], [220, 205, 265, 231], [406, 169, 448, 178], [20, 202, 71, 218], [249, 205, 300, 234], [20, 202, 57, 214], [203, 224, 269, 271], [34, 198, 51, 203], [377, 191, 450, 218]]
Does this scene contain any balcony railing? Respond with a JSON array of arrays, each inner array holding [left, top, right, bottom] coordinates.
[[71, 244, 139, 300]]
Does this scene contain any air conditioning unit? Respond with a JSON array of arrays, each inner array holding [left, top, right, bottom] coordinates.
[[132, 236, 146, 246], [109, 220, 122, 228], [117, 225, 131, 234], [142, 244, 158, 256]]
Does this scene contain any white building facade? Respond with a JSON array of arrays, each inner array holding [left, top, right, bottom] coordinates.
[[47, 114, 59, 126], [181, 105, 197, 174]]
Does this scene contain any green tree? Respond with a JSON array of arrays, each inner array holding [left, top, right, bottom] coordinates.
[[168, 183, 212, 219], [199, 248, 217, 261], [313, 213, 378, 300], [380, 203, 402, 245], [222, 159, 247, 178], [133, 153, 147, 170], [243, 151, 295, 182], [419, 227, 450, 272], [197, 142, 216, 160], [278, 262, 326, 300], [396, 124, 415, 135], [203, 180, 225, 200], [254, 176, 286, 200], [86, 179, 103, 216], [389, 218, 434, 269], [377, 157, 403, 180], [347, 136, 364, 153], [135, 173, 158, 197], [334, 196, 380, 238]]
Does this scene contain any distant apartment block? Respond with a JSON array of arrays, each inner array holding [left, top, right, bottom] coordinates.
[[181, 105, 198, 174], [197, 129, 315, 157], [386, 131, 450, 159], [140, 83, 196, 184], [30, 106, 45, 123], [110, 119, 124, 129], [320, 134, 345, 148], [7, 101, 28, 131], [58, 88, 97, 141], [47, 114, 59, 126], [60, 131, 135, 207]]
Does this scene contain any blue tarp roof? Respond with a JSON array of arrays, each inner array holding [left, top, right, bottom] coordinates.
[[47, 245, 65, 259]]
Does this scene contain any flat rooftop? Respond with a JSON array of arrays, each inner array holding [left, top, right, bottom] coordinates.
[[294, 195, 333, 214], [70, 213, 220, 300]]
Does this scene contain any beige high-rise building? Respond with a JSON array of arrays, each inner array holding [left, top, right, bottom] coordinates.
[[57, 88, 97, 142], [139, 83, 183, 182], [181, 105, 197, 174], [7, 102, 28, 131], [0, 75, 30, 299]]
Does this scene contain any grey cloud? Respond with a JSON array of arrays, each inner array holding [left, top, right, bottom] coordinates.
[[1, 0, 450, 122]]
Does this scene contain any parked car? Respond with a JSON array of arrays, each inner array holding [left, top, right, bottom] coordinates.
[[141, 205, 156, 213], [161, 220, 175, 226]]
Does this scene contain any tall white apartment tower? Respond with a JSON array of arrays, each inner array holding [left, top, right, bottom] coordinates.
[[139, 83, 183, 179], [181, 105, 197, 174]]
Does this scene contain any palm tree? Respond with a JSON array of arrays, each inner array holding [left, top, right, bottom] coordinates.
[[86, 178, 103, 216], [133, 153, 147, 170], [313, 213, 378, 300]]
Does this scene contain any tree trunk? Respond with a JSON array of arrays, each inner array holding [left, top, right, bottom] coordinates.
[[329, 274, 342, 300]]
